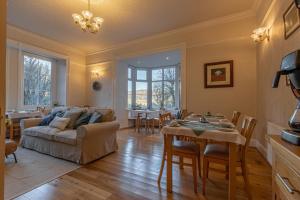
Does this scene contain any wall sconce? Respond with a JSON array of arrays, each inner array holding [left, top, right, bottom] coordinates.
[[251, 27, 270, 42], [91, 70, 102, 80]]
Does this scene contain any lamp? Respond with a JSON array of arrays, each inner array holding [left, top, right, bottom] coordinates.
[[72, 0, 104, 33], [251, 27, 270, 42]]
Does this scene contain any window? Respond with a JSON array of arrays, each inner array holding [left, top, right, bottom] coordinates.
[[128, 64, 180, 110], [23, 54, 52, 107]]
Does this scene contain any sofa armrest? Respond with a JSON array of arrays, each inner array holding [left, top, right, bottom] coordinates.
[[20, 118, 43, 131], [77, 121, 120, 139], [76, 121, 120, 164]]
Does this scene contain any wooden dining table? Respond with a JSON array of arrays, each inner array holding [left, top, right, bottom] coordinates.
[[161, 117, 246, 200]]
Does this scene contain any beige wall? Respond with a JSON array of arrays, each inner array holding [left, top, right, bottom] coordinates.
[[86, 62, 115, 108], [256, 0, 300, 148], [187, 39, 257, 120], [6, 25, 87, 107], [86, 15, 258, 126]]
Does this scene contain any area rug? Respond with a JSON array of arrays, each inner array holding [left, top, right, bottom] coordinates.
[[4, 147, 80, 200]]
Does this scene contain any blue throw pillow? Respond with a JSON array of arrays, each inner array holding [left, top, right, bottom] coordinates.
[[74, 112, 92, 129], [88, 112, 102, 124], [55, 110, 65, 117], [39, 113, 56, 126], [39, 110, 65, 126]]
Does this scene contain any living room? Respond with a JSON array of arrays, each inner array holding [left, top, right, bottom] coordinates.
[[1, 0, 300, 199]]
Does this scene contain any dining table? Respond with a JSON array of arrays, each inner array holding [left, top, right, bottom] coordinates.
[[161, 115, 246, 200]]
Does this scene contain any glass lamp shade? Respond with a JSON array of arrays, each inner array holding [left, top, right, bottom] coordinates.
[[90, 23, 100, 33], [82, 10, 93, 20], [80, 21, 87, 30], [93, 17, 104, 25], [72, 13, 83, 24]]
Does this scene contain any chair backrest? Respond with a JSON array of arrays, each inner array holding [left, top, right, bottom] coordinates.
[[240, 116, 257, 161], [159, 112, 172, 125], [231, 111, 241, 126]]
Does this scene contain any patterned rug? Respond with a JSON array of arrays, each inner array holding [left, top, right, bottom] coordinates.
[[4, 147, 80, 200]]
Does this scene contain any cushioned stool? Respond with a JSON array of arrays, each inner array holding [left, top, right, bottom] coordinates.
[[5, 139, 18, 163]]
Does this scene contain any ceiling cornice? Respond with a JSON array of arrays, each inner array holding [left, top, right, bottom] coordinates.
[[87, 9, 256, 56], [7, 24, 86, 57]]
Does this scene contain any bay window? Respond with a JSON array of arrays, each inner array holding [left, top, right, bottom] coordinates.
[[128, 64, 180, 110]]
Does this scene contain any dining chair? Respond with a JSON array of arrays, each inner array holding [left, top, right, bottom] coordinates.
[[157, 134, 201, 193], [135, 113, 146, 132], [135, 112, 156, 133], [231, 111, 241, 126], [150, 112, 172, 133], [179, 109, 193, 120], [202, 116, 256, 199]]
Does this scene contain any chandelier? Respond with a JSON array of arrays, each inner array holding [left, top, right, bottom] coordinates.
[[72, 0, 104, 33]]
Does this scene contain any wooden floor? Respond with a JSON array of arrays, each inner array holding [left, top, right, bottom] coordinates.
[[14, 129, 272, 200]]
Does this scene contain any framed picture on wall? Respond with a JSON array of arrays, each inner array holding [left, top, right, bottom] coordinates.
[[284, 2, 300, 39], [204, 60, 233, 88]]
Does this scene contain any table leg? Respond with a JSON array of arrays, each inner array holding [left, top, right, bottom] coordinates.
[[228, 143, 237, 200], [166, 134, 173, 193]]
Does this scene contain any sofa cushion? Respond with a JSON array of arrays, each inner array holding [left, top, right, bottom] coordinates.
[[39, 113, 55, 126], [53, 130, 77, 145], [88, 108, 115, 122], [63, 109, 84, 129], [23, 126, 60, 140], [89, 112, 102, 124], [74, 112, 92, 129], [49, 117, 70, 130]]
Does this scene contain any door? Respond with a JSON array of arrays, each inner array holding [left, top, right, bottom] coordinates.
[[0, 0, 6, 199]]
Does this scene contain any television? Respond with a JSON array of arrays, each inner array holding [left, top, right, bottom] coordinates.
[[295, 0, 300, 8]]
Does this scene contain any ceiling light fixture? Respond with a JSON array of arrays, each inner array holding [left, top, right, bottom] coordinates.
[[72, 0, 104, 33], [251, 27, 270, 43]]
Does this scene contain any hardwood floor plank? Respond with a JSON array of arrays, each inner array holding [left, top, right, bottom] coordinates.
[[14, 129, 272, 200]]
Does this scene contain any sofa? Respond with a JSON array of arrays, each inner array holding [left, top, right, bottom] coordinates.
[[20, 108, 120, 164]]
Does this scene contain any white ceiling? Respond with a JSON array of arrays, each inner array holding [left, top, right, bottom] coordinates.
[[7, 0, 256, 54], [123, 50, 181, 68]]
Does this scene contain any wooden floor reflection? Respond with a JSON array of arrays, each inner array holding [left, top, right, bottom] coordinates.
[[14, 129, 272, 200]]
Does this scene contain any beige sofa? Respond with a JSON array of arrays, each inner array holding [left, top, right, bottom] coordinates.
[[20, 108, 120, 164]]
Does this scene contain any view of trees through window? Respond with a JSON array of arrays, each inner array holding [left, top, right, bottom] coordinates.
[[128, 65, 179, 110], [23, 54, 52, 106]]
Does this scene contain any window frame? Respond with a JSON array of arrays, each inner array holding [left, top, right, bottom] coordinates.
[[20, 52, 55, 109], [128, 64, 180, 110]]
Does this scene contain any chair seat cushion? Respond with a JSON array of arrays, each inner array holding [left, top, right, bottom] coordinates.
[[173, 140, 200, 154], [5, 139, 18, 155], [53, 130, 77, 145], [204, 143, 229, 159]]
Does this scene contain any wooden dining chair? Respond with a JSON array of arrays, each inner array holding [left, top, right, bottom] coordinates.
[[135, 113, 146, 132], [158, 134, 201, 193], [231, 111, 241, 126], [202, 116, 256, 199], [151, 112, 172, 132]]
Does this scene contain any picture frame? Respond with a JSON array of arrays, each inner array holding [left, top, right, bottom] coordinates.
[[204, 60, 233, 88], [284, 2, 300, 39]]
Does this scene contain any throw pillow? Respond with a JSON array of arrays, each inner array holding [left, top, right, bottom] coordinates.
[[74, 112, 92, 129], [39, 110, 62, 126], [49, 117, 70, 130], [55, 110, 65, 117], [39, 113, 55, 126], [88, 112, 102, 124], [63, 110, 83, 129]]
